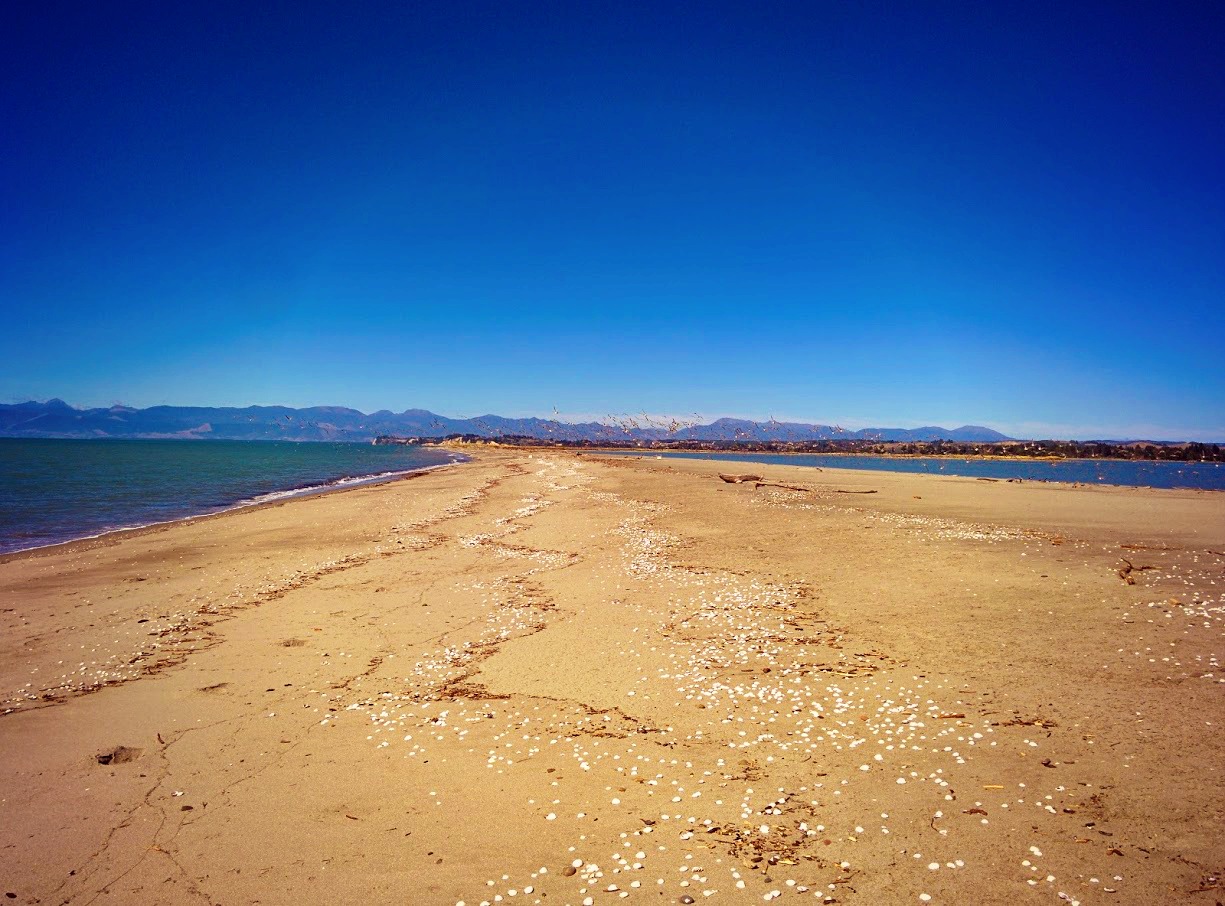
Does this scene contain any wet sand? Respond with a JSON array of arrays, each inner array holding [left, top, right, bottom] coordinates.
[[1, 450, 1222, 905]]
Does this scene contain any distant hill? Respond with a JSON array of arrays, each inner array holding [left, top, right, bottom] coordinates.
[[0, 400, 1013, 444], [669, 418, 1010, 443]]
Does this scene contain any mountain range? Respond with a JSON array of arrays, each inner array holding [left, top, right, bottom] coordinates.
[[0, 400, 1012, 444]]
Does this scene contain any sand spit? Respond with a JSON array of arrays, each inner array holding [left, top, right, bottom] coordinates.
[[0, 451, 1222, 905]]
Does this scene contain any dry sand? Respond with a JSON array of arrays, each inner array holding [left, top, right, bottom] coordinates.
[[1, 450, 1222, 905]]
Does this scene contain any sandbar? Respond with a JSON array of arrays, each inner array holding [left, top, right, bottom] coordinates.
[[1, 451, 1222, 905]]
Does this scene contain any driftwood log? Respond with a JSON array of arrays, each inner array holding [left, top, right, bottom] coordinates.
[[719, 473, 763, 484], [1117, 558, 1155, 585]]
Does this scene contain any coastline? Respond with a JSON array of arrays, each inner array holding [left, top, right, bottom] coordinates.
[[569, 446, 1225, 491], [2, 449, 1222, 904], [0, 456, 467, 563]]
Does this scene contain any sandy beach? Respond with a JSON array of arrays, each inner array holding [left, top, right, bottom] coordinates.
[[1, 450, 1222, 905]]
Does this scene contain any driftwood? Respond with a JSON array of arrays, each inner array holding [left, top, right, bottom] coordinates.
[[754, 481, 811, 492], [719, 473, 763, 484], [1117, 558, 1156, 585], [835, 489, 877, 494]]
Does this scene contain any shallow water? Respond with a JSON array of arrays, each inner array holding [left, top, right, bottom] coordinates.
[[601, 450, 1225, 490], [0, 438, 463, 554]]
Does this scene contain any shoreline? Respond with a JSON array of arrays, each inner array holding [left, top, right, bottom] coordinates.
[[0, 456, 468, 563], [8, 446, 1211, 568], [579, 447, 1225, 492]]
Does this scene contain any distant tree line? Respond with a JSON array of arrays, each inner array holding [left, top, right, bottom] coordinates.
[[415, 435, 1223, 462]]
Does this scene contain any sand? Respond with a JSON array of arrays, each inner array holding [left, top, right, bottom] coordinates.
[[1, 450, 1222, 905]]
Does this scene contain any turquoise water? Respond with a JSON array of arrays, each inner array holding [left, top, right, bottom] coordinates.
[[602, 451, 1225, 490], [0, 439, 464, 554]]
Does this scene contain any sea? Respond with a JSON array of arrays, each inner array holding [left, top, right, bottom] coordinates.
[[0, 438, 465, 555], [602, 450, 1225, 491]]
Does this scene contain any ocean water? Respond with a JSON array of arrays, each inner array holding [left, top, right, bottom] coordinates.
[[0, 438, 465, 555], [603, 451, 1225, 490]]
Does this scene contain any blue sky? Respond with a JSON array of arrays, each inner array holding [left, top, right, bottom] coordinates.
[[3, 2, 1222, 440]]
